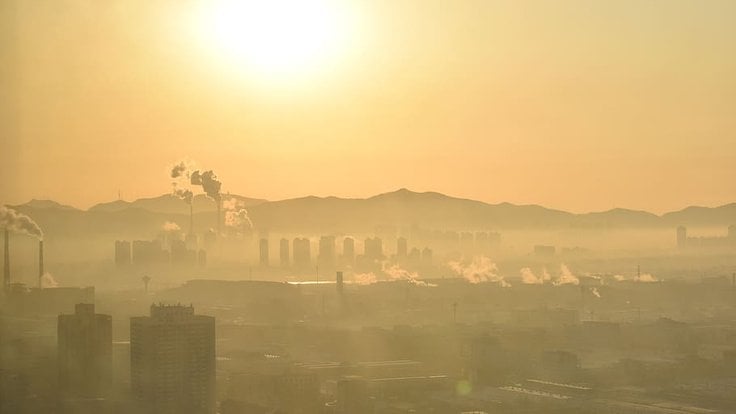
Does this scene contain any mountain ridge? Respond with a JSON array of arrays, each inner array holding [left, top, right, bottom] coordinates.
[[7, 189, 735, 235]]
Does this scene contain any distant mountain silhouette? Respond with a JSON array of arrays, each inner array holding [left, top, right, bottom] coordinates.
[[12, 199, 79, 211], [89, 193, 267, 215], [6, 189, 735, 239]]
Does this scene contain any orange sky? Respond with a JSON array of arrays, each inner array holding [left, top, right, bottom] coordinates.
[[1, 0, 734, 213]]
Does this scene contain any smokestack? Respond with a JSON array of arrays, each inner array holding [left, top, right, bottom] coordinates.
[[217, 201, 221, 238], [3, 228, 9, 291], [38, 239, 44, 289], [336, 271, 344, 294], [189, 203, 194, 235]]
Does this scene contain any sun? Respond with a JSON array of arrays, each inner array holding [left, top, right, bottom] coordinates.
[[199, 0, 350, 80]]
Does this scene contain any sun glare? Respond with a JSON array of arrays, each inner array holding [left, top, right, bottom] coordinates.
[[199, 0, 350, 81]]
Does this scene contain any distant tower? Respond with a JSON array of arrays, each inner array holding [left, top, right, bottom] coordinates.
[[58, 303, 112, 398], [38, 239, 44, 288], [336, 271, 344, 295], [259, 238, 269, 266], [3, 228, 9, 291], [131, 304, 215, 414], [279, 238, 290, 267], [677, 226, 687, 248]]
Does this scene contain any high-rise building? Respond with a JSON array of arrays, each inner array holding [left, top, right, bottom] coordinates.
[[4, 228, 9, 291], [259, 238, 269, 266], [115, 240, 131, 267], [318, 236, 336, 269], [421, 247, 433, 265], [364, 237, 383, 262], [57, 303, 112, 398], [130, 304, 215, 414], [396, 237, 408, 258], [293, 238, 311, 269], [279, 238, 290, 267], [342, 237, 355, 266], [677, 226, 688, 248]]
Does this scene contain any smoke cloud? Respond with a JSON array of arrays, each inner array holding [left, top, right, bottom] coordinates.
[[553, 264, 580, 286], [162, 221, 181, 232], [614, 273, 659, 283], [590, 287, 601, 298], [170, 160, 195, 179], [448, 256, 510, 287], [41, 272, 58, 288], [519, 265, 578, 286], [169, 159, 196, 204], [173, 188, 193, 204], [191, 170, 222, 202], [354, 272, 378, 286], [520, 267, 552, 285], [382, 262, 436, 287], [0, 206, 43, 240], [223, 198, 253, 231]]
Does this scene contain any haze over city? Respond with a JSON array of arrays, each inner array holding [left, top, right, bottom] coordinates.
[[2, 1, 736, 414]]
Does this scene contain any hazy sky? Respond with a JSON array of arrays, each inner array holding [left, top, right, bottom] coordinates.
[[1, 0, 734, 213]]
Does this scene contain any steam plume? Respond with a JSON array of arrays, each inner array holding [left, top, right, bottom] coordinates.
[[0, 206, 43, 239], [448, 256, 510, 287], [162, 221, 181, 232], [190, 170, 222, 202], [382, 262, 435, 287], [552, 264, 579, 286], [169, 159, 197, 233], [223, 197, 253, 232], [40, 272, 58, 288], [520, 267, 551, 285], [170, 160, 195, 179], [354, 272, 378, 285], [614, 273, 659, 283], [590, 287, 601, 298]]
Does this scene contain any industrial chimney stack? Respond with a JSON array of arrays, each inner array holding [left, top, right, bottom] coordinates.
[[3, 228, 9, 291], [38, 239, 44, 289]]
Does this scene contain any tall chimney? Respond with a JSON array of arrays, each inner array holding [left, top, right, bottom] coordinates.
[[216, 201, 221, 238], [189, 203, 194, 235], [38, 239, 44, 289], [3, 228, 9, 291], [336, 271, 344, 295]]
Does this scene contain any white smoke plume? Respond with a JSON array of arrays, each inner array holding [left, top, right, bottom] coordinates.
[[41, 272, 58, 288], [354, 272, 378, 285], [520, 267, 552, 285], [162, 221, 181, 232], [553, 264, 580, 286], [590, 287, 601, 298], [382, 263, 436, 287], [448, 256, 510, 287], [223, 197, 253, 230], [0, 206, 43, 240], [614, 273, 659, 283]]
